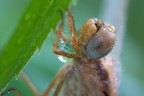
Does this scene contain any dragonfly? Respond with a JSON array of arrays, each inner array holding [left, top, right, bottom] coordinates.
[[0, 8, 118, 96]]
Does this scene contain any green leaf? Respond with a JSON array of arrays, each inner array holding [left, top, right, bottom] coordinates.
[[0, 0, 70, 92]]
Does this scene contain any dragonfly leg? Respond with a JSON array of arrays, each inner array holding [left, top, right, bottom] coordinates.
[[53, 69, 66, 96], [42, 64, 67, 96], [0, 88, 22, 96], [67, 8, 80, 54], [21, 72, 40, 96], [53, 11, 78, 58], [55, 11, 68, 42]]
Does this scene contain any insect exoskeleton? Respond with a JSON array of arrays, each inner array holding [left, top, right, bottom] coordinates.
[[77, 18, 116, 60]]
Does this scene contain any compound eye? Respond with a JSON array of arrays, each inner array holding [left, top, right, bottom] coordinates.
[[85, 22, 116, 60]]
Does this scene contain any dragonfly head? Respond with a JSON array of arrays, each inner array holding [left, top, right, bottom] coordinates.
[[84, 18, 116, 60]]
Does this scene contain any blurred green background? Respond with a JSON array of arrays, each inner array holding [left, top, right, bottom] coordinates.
[[0, 0, 144, 96]]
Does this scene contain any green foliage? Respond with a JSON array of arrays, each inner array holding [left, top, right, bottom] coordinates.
[[0, 0, 70, 91]]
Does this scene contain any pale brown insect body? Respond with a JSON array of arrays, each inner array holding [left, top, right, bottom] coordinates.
[[62, 57, 118, 96], [62, 59, 117, 96]]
